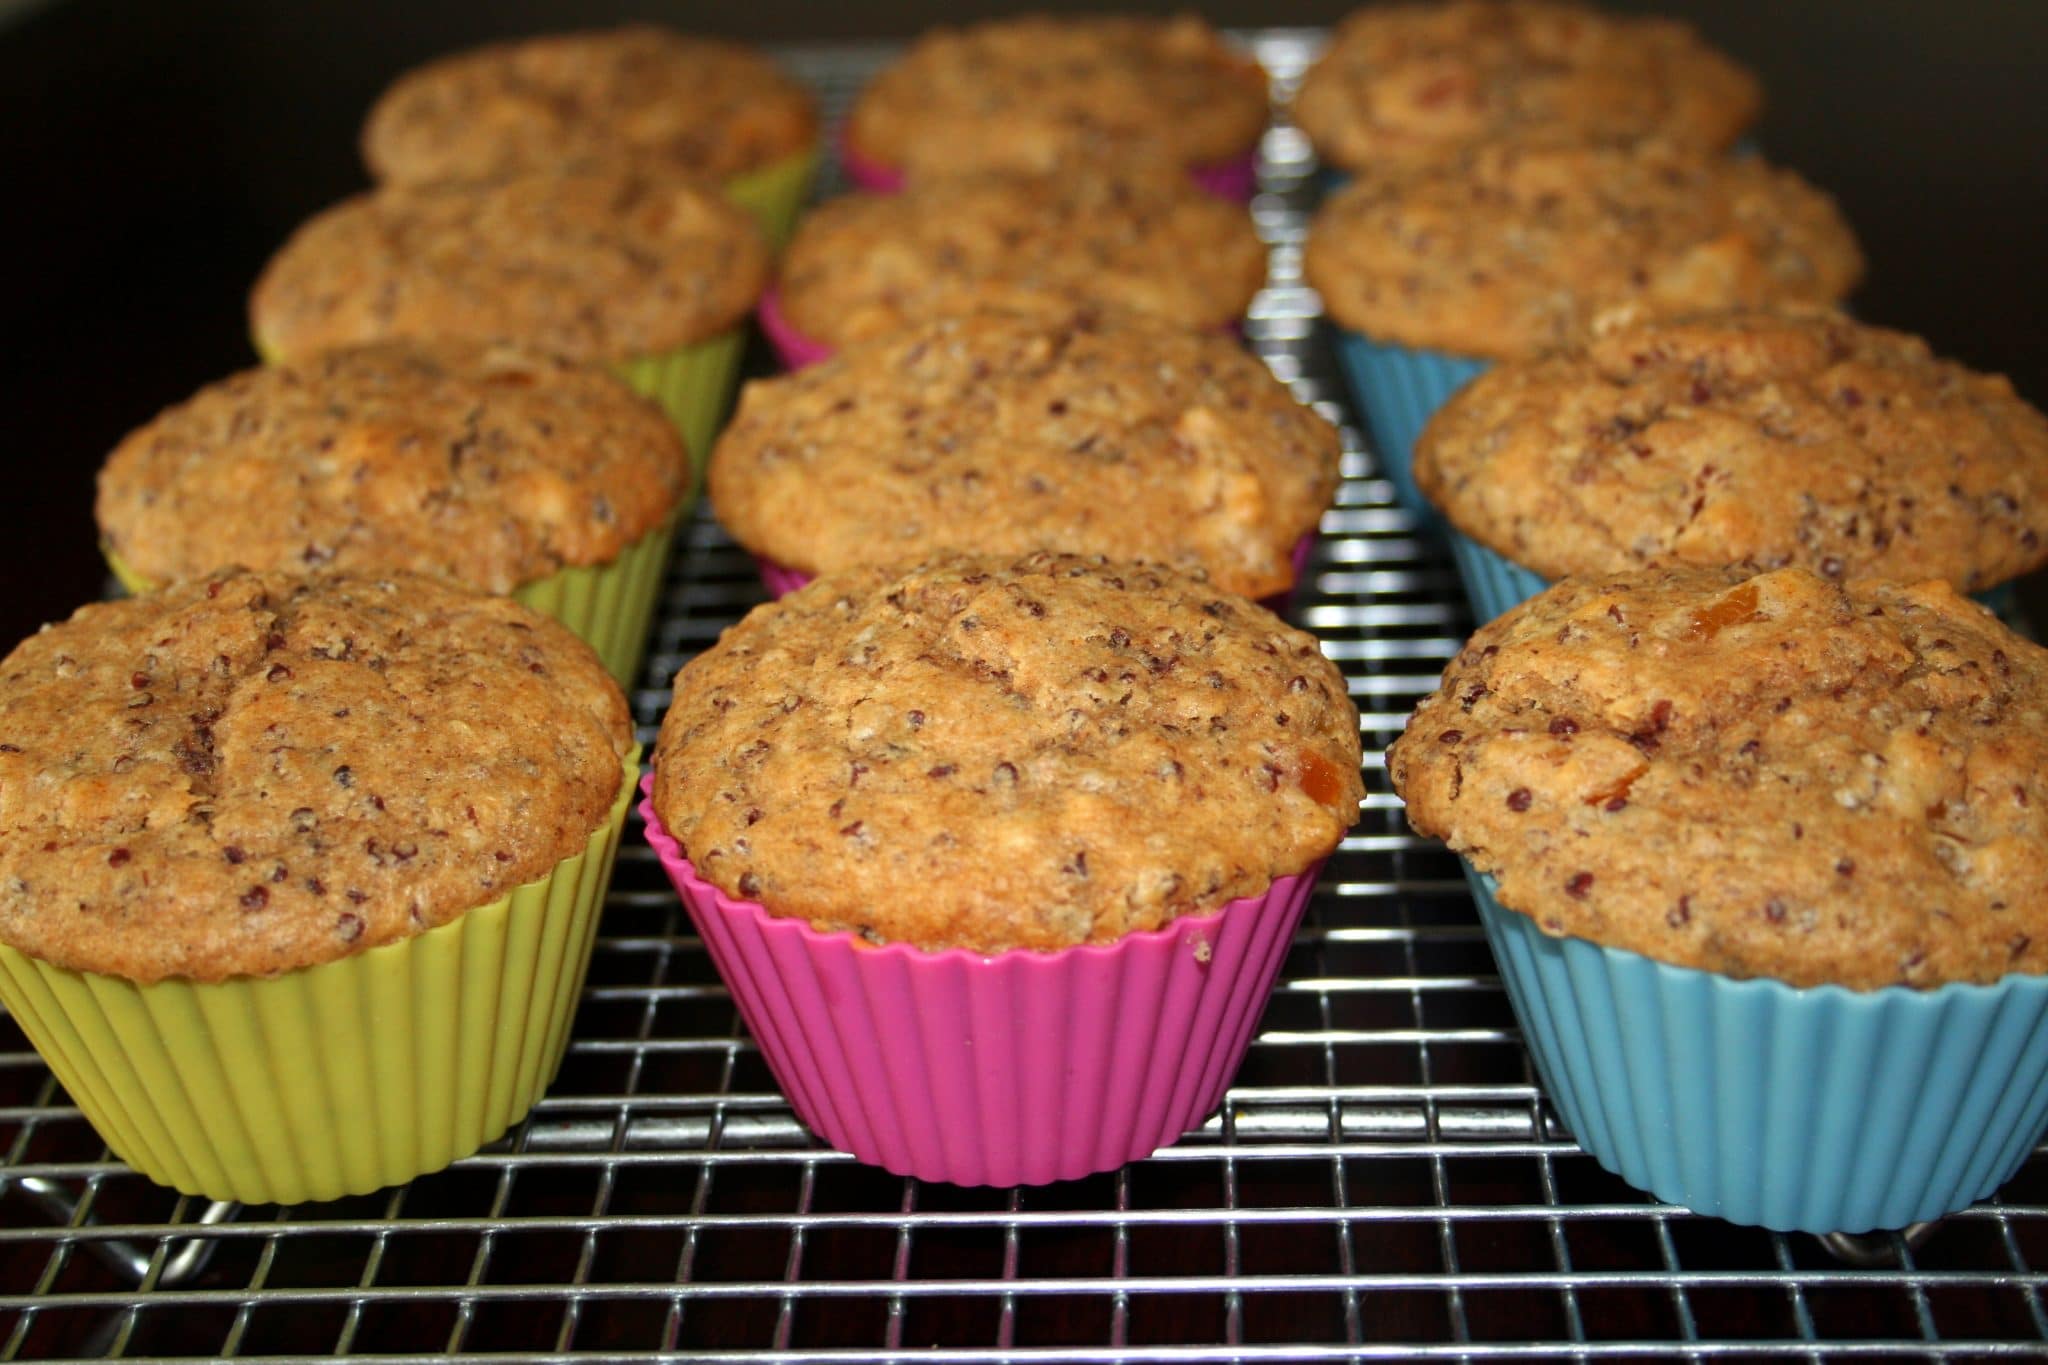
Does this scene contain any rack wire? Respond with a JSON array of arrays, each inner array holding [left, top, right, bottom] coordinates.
[[4, 30, 2048, 1363]]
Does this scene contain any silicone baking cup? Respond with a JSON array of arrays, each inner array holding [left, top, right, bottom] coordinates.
[[641, 778, 1322, 1187], [1464, 868, 2048, 1234], [0, 749, 639, 1206], [1442, 529, 2023, 627], [722, 147, 822, 250], [1329, 328, 1488, 530], [751, 534, 1318, 616], [838, 129, 1258, 202], [104, 513, 676, 688]]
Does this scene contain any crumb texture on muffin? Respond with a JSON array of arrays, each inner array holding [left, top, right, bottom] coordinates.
[[250, 169, 768, 363], [709, 312, 1340, 598], [847, 14, 1267, 178], [99, 343, 689, 592], [1304, 140, 1861, 359], [1415, 309, 2048, 591], [1388, 565, 2048, 990], [776, 170, 1266, 348], [653, 553, 1364, 952], [363, 25, 817, 187], [1296, 0, 1760, 173], [0, 570, 633, 984]]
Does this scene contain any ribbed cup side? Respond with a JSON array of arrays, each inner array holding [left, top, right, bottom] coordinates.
[[643, 785, 1320, 1187], [1465, 868, 2048, 1234], [755, 289, 835, 372], [1445, 532, 1550, 624], [514, 515, 677, 686], [1329, 330, 1488, 528], [722, 148, 822, 250], [0, 756, 636, 1206], [613, 330, 749, 485]]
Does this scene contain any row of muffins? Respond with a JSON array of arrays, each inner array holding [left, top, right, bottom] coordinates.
[[8, 15, 1370, 1201], [1277, 8, 2048, 1233]]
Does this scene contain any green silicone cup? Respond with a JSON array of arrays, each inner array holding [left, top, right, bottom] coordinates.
[[724, 147, 821, 251], [0, 749, 639, 1206]]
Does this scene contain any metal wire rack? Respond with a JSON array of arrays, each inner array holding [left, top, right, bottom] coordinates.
[[4, 29, 2048, 1363]]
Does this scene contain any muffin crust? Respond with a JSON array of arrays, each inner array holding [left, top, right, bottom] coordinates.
[[1304, 140, 1861, 359], [847, 14, 1267, 179], [0, 571, 633, 983], [777, 170, 1266, 348], [709, 312, 1340, 597], [250, 168, 768, 364], [98, 343, 689, 593], [654, 553, 1363, 953], [363, 26, 817, 187], [1415, 309, 2048, 591], [1390, 566, 2048, 990], [1296, 0, 1760, 174]]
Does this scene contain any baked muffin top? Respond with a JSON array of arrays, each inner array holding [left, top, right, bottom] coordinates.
[[98, 343, 690, 594], [1389, 565, 2048, 990], [709, 312, 1340, 598], [1296, 0, 1760, 174], [362, 26, 818, 187], [250, 168, 768, 364], [1415, 309, 2048, 592], [777, 170, 1266, 348], [653, 552, 1363, 953], [0, 570, 633, 984], [846, 13, 1268, 179], [1303, 140, 1861, 359]]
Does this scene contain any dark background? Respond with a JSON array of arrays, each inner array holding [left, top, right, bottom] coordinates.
[[1, 0, 2043, 648]]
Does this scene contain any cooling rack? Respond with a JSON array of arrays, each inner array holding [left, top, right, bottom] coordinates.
[[3, 30, 2047, 1363]]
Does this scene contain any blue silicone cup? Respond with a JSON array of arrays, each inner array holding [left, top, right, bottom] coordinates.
[[1464, 866, 2048, 1234], [1329, 328, 1488, 528], [1446, 530, 2025, 627]]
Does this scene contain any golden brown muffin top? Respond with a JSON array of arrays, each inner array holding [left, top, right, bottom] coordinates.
[[0, 570, 634, 984], [250, 168, 768, 364], [709, 312, 1340, 598], [362, 26, 818, 187], [776, 170, 1267, 349], [1296, 0, 1761, 174], [1415, 309, 2048, 593], [98, 343, 689, 594], [1389, 566, 2048, 990], [847, 13, 1268, 179], [1304, 140, 1862, 360], [653, 553, 1363, 953]]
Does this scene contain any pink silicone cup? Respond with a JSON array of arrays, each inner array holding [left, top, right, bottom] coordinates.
[[757, 286, 835, 371], [754, 532, 1316, 612], [839, 127, 1259, 203], [640, 776, 1323, 1187]]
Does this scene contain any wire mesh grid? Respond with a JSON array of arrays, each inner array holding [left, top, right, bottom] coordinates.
[[3, 28, 2048, 1363]]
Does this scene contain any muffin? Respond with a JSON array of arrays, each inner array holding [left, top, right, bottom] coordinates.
[[0, 569, 639, 1203], [1414, 308, 2048, 620], [764, 169, 1267, 364], [1388, 565, 2048, 1232], [709, 311, 1341, 601], [1304, 139, 1862, 523], [1296, 0, 1761, 176], [96, 342, 691, 683], [248, 166, 769, 461], [844, 14, 1268, 197], [643, 552, 1363, 1184], [361, 25, 821, 245]]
